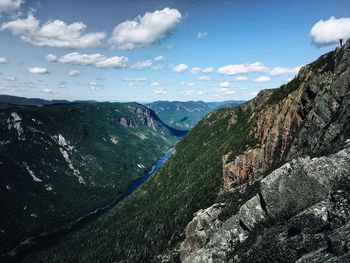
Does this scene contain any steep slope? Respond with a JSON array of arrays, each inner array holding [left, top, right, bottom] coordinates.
[[206, 100, 245, 110], [146, 101, 211, 130], [22, 41, 350, 262], [0, 102, 184, 255]]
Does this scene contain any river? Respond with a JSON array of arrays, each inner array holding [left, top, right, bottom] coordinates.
[[1, 147, 174, 262]]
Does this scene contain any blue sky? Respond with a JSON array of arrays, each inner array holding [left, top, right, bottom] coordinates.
[[0, 0, 349, 102]]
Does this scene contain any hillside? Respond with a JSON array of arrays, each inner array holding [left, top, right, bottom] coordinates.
[[146, 100, 244, 130], [20, 41, 350, 262], [0, 95, 70, 108], [146, 101, 211, 130], [0, 102, 184, 256]]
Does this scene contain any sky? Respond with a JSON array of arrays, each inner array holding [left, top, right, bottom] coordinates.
[[0, 0, 349, 102]]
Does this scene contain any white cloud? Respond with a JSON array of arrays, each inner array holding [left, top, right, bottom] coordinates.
[[28, 67, 49, 74], [122, 77, 148, 82], [153, 88, 167, 94], [109, 7, 182, 49], [68, 70, 80, 77], [172, 63, 188, 73], [0, 0, 23, 14], [197, 31, 207, 39], [3, 76, 17, 81], [45, 54, 57, 62], [150, 82, 160, 86], [197, 91, 203, 95], [95, 56, 128, 68], [202, 67, 214, 73], [1, 14, 106, 48], [218, 62, 267, 75], [88, 81, 103, 90], [191, 66, 214, 74], [187, 82, 195, 87], [220, 81, 230, 88], [41, 88, 55, 94], [197, 76, 211, 81], [310, 17, 350, 45], [0, 57, 8, 64], [153, 55, 165, 61], [152, 65, 164, 71], [254, 76, 270, 82], [269, 66, 301, 76], [131, 59, 152, 70], [233, 76, 248, 81], [57, 52, 128, 68]]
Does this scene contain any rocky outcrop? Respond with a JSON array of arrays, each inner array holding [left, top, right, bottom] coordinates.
[[223, 39, 350, 190], [119, 106, 159, 131], [181, 143, 350, 262]]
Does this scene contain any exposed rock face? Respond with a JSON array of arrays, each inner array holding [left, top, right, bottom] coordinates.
[[223, 39, 350, 190], [119, 106, 158, 131], [181, 143, 350, 262]]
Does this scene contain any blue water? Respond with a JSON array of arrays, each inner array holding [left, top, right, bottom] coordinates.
[[1, 147, 174, 262]]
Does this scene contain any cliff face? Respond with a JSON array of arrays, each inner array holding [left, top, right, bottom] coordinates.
[[181, 40, 350, 263], [181, 142, 350, 263], [223, 40, 350, 190]]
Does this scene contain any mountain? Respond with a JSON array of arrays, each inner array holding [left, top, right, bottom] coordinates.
[[205, 100, 245, 110], [14, 42, 350, 262], [145, 100, 244, 130], [0, 102, 185, 256], [0, 95, 70, 108], [146, 101, 212, 130]]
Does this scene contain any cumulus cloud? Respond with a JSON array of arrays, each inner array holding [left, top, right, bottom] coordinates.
[[152, 65, 164, 71], [218, 62, 267, 75], [131, 59, 152, 70], [0, 57, 8, 64], [310, 17, 350, 45], [172, 63, 188, 73], [3, 76, 17, 81], [88, 81, 103, 90], [187, 82, 195, 87], [250, 91, 259, 97], [254, 76, 270, 82], [190, 67, 202, 74], [1, 14, 106, 48], [54, 52, 128, 69], [122, 77, 148, 82], [191, 66, 214, 74], [28, 67, 49, 74], [45, 54, 57, 62], [0, 0, 23, 14], [153, 55, 165, 61], [68, 70, 80, 77], [197, 31, 207, 39], [220, 81, 230, 88], [150, 82, 161, 86], [197, 76, 211, 81], [233, 76, 248, 81], [202, 67, 214, 73], [109, 8, 182, 49], [269, 66, 301, 76], [41, 88, 56, 94], [153, 88, 167, 94]]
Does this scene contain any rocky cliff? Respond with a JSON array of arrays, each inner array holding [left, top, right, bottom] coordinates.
[[181, 40, 350, 263], [181, 141, 350, 262], [223, 40, 350, 190]]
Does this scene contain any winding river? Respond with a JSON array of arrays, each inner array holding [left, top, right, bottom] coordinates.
[[1, 147, 174, 262]]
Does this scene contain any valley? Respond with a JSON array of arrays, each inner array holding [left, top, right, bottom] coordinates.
[[16, 36, 350, 263]]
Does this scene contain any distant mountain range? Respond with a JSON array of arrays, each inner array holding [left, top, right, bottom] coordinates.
[[146, 100, 244, 129]]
